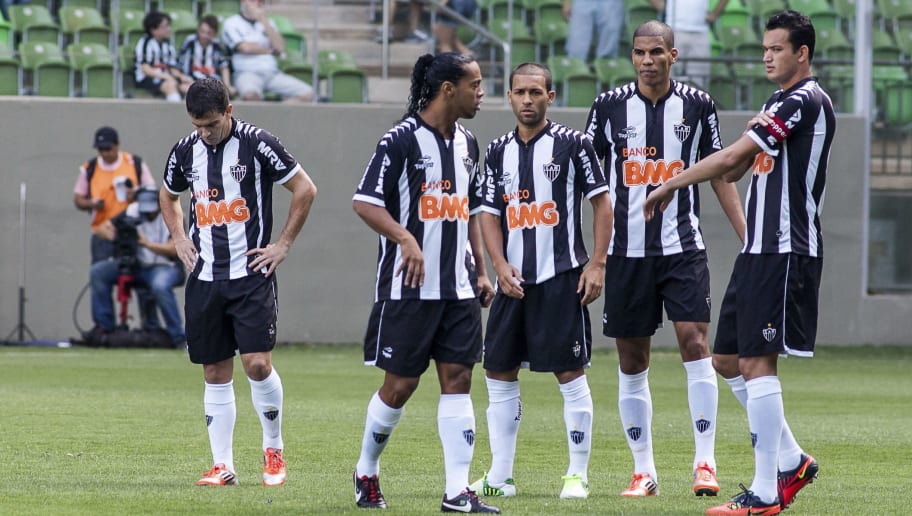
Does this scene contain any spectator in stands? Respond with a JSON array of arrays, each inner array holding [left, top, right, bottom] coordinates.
[[563, 0, 624, 61], [135, 11, 194, 102], [433, 0, 477, 54], [376, 0, 429, 43], [179, 15, 238, 98], [221, 0, 314, 102], [650, 0, 729, 88]]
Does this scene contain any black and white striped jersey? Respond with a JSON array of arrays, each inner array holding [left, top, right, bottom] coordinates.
[[586, 80, 723, 257], [163, 118, 302, 281], [481, 121, 609, 285], [134, 35, 178, 83], [177, 34, 230, 79], [743, 77, 835, 257], [353, 116, 482, 301]]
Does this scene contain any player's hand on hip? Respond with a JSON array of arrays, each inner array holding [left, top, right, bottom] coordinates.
[[644, 185, 673, 221], [175, 239, 198, 272], [577, 263, 604, 306], [477, 275, 495, 307], [246, 241, 290, 277], [495, 263, 524, 299], [396, 235, 425, 289]]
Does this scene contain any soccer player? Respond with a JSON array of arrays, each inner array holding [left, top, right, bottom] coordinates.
[[469, 62, 612, 500], [159, 78, 318, 487], [644, 10, 833, 515], [585, 20, 747, 498], [351, 52, 499, 514]]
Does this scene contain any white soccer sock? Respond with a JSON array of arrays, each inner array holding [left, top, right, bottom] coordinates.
[[746, 376, 784, 504], [204, 381, 236, 472], [559, 375, 593, 481], [166, 92, 181, 102], [724, 374, 749, 408], [356, 391, 403, 477], [618, 368, 657, 482], [777, 419, 803, 472], [438, 394, 475, 499], [249, 368, 284, 452], [484, 378, 521, 485], [684, 357, 718, 470]]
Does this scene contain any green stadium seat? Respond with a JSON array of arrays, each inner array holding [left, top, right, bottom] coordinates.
[[522, 0, 563, 26], [533, 18, 568, 61], [117, 43, 154, 98], [157, 0, 200, 16], [626, 4, 660, 34], [715, 4, 750, 29], [824, 63, 854, 113], [830, 0, 856, 36], [278, 51, 314, 84], [593, 56, 637, 90], [488, 18, 536, 68], [59, 6, 112, 47], [118, 10, 146, 48], [9, 5, 61, 45], [328, 68, 368, 103], [731, 60, 770, 110], [547, 55, 598, 107], [892, 15, 912, 58], [715, 25, 755, 54], [817, 28, 853, 61], [873, 65, 911, 126], [18, 41, 70, 96], [788, 0, 839, 31], [118, 0, 151, 12], [872, 28, 901, 62], [270, 14, 306, 56], [206, 0, 241, 18], [0, 41, 19, 95], [708, 61, 736, 110], [166, 10, 199, 47], [67, 42, 116, 97]]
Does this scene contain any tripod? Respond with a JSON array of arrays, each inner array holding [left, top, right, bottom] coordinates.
[[115, 272, 135, 330], [4, 183, 36, 343]]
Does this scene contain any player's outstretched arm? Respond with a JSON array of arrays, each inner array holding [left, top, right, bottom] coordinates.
[[644, 135, 761, 221], [353, 200, 425, 289], [247, 169, 317, 277]]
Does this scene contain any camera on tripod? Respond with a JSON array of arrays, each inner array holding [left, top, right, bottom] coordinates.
[[112, 213, 142, 275]]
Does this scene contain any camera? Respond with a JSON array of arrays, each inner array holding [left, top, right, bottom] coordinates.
[[112, 213, 142, 274]]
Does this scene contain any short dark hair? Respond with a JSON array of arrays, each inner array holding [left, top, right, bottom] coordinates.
[[632, 20, 674, 48], [510, 62, 552, 92], [143, 11, 171, 34], [766, 10, 816, 62], [199, 14, 220, 34], [186, 78, 229, 118], [405, 52, 477, 117]]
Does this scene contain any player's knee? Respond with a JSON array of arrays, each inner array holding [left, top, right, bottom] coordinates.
[[712, 353, 739, 378]]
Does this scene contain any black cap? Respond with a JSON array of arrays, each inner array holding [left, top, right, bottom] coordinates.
[[93, 126, 119, 149]]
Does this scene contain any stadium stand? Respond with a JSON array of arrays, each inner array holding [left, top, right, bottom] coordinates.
[[59, 6, 111, 47], [546, 54, 598, 107], [0, 41, 18, 95], [9, 4, 61, 45], [118, 10, 146, 49], [19, 40, 69, 96], [593, 55, 637, 90]]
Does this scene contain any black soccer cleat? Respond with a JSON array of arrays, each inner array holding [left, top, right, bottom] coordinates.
[[441, 489, 500, 513], [354, 470, 387, 509]]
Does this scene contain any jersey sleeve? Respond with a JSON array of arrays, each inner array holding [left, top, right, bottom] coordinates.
[[163, 143, 190, 194], [480, 140, 504, 217], [177, 38, 193, 76], [353, 136, 406, 208], [576, 134, 610, 199], [746, 91, 807, 156], [585, 96, 609, 161], [255, 129, 301, 184], [467, 134, 483, 215], [698, 95, 723, 159]]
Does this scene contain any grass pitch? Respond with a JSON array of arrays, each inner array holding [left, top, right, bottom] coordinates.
[[0, 344, 909, 515]]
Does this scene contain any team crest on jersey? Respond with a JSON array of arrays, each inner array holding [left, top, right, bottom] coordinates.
[[462, 155, 475, 173], [618, 125, 637, 140], [415, 155, 434, 170], [762, 323, 777, 342], [673, 120, 691, 142], [542, 159, 561, 182], [229, 163, 247, 182]]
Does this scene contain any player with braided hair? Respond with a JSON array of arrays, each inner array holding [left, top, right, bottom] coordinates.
[[351, 52, 498, 513]]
